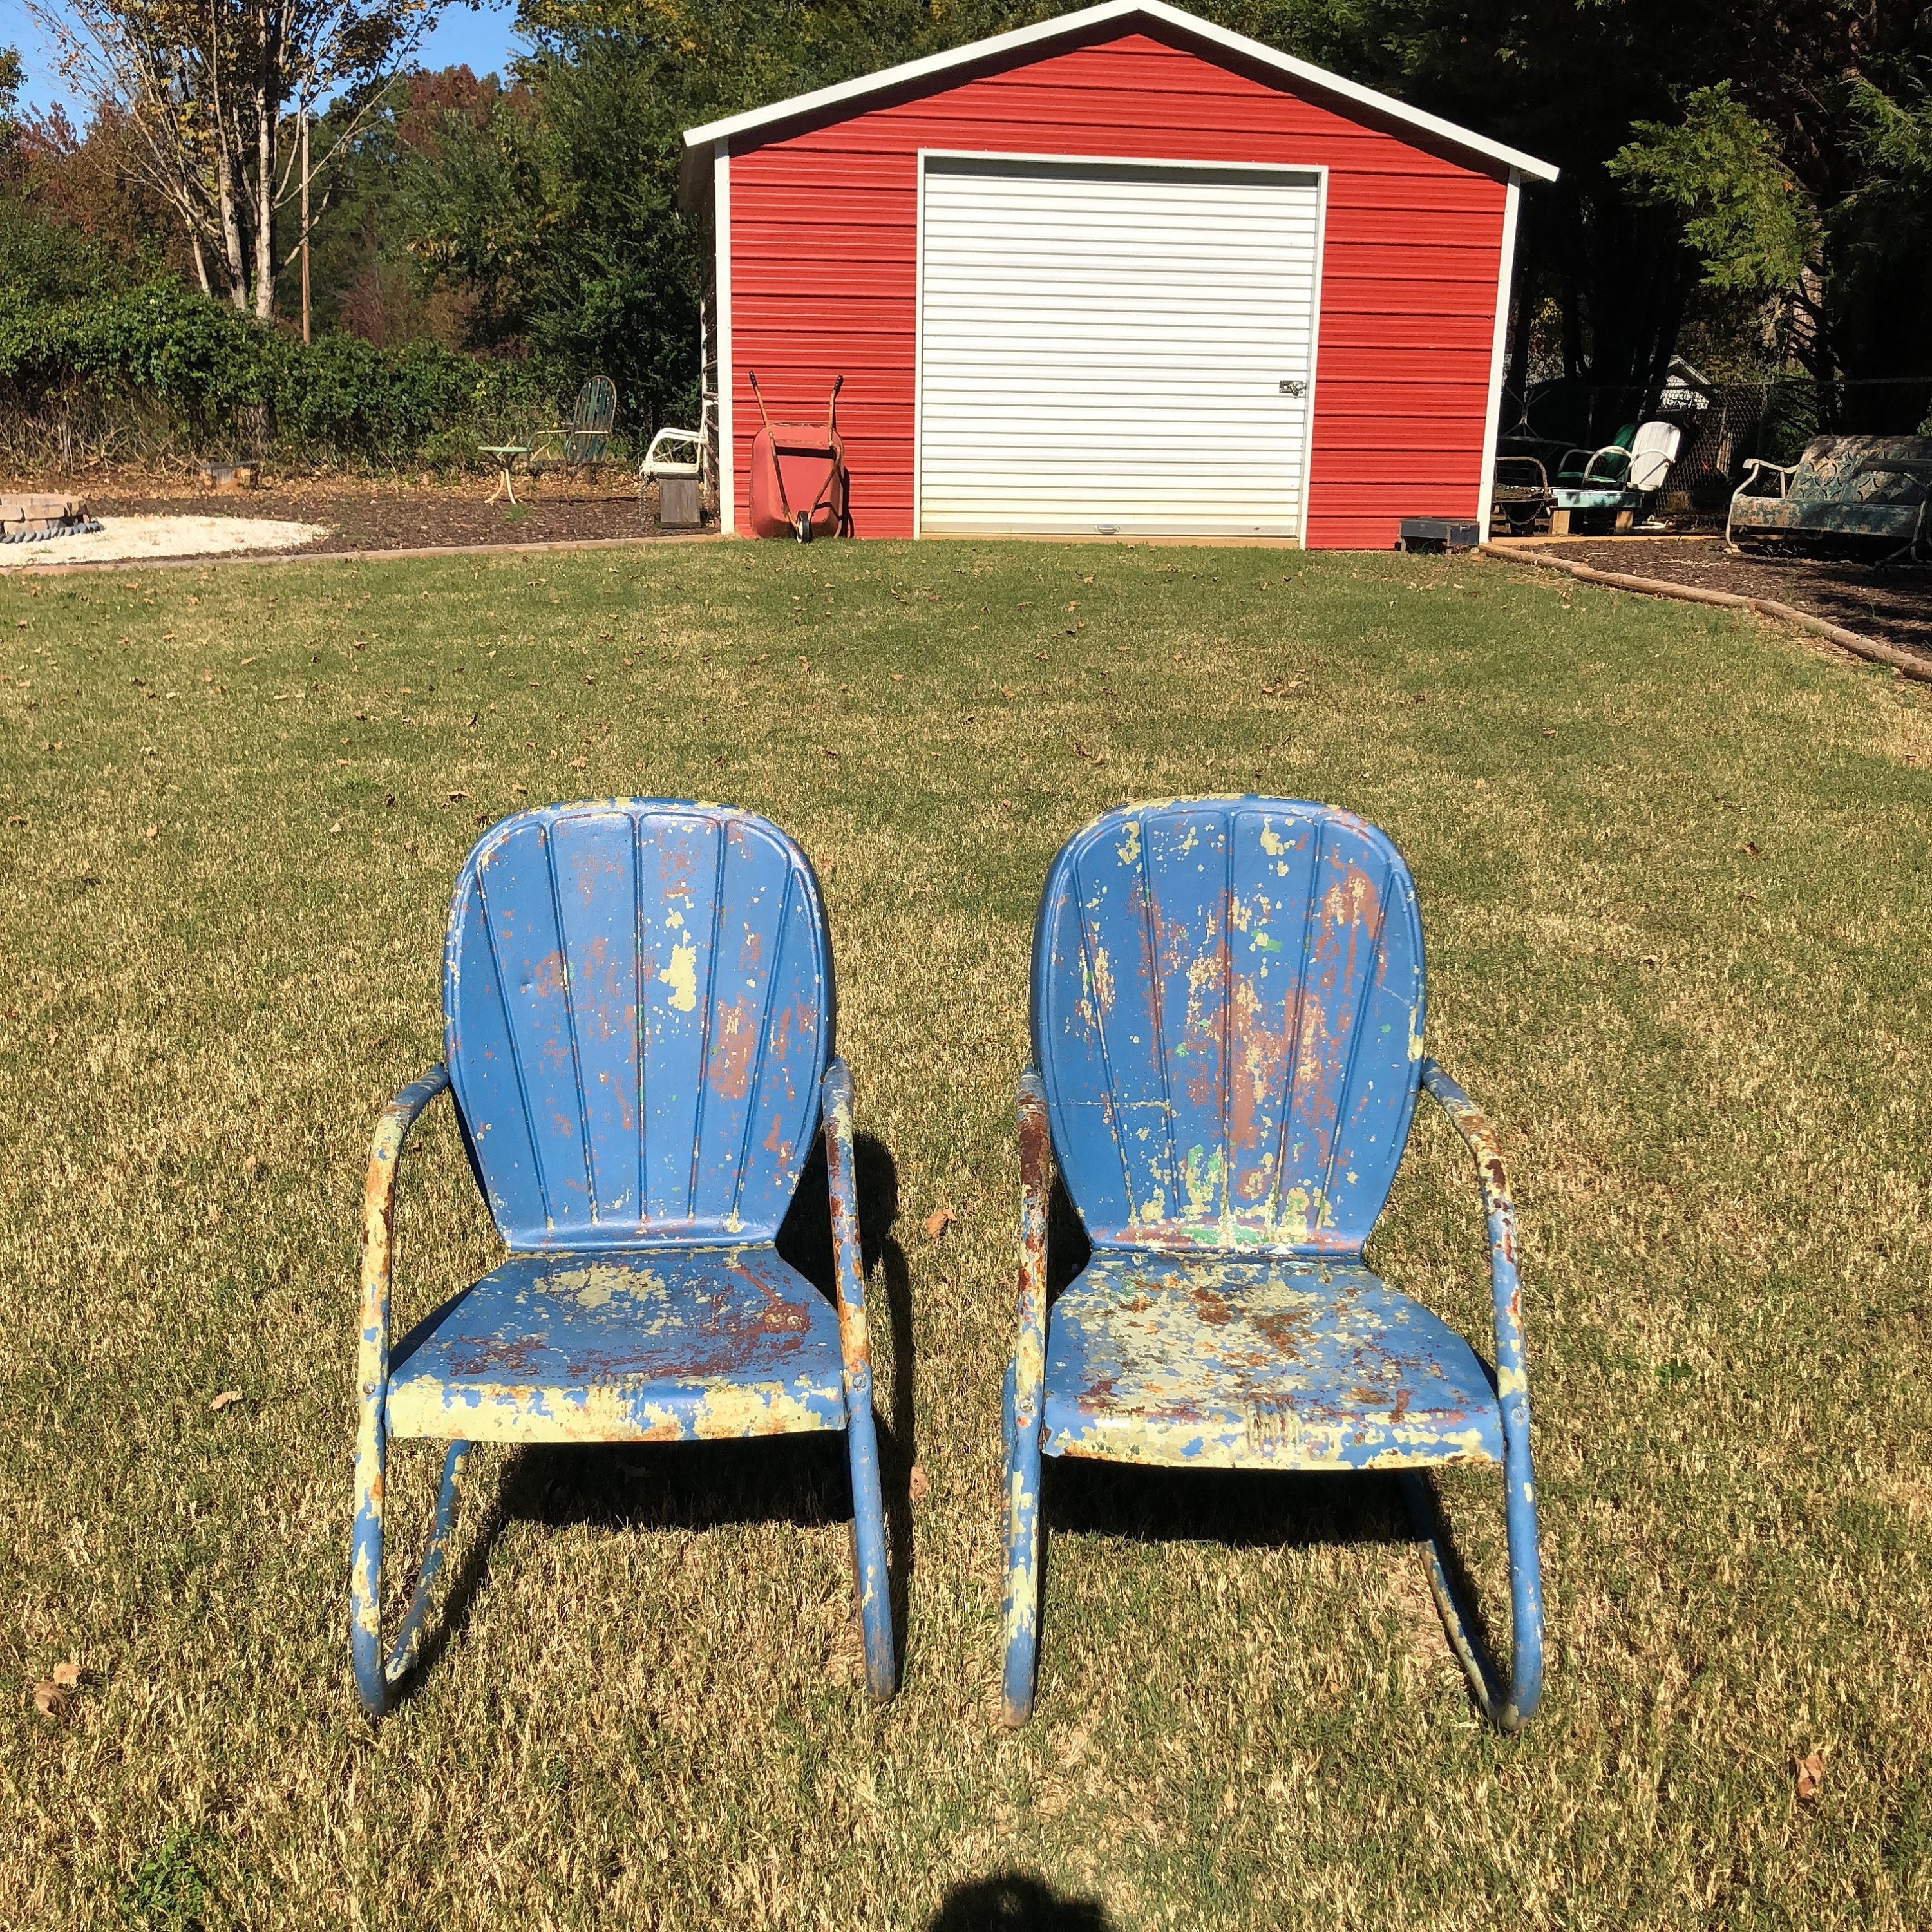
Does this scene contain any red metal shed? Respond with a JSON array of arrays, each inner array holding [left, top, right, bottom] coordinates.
[[679, 0, 1557, 548]]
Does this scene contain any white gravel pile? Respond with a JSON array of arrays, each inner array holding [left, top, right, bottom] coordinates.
[[5, 514, 328, 565]]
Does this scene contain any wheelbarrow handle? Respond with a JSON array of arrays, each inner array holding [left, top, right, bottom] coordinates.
[[746, 368, 775, 435]]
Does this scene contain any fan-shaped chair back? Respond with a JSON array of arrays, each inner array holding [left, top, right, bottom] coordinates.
[[1031, 799, 1425, 1255], [1627, 420, 1682, 492], [444, 801, 831, 1248], [567, 376, 618, 463]]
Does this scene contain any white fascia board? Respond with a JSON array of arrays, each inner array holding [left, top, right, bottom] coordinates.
[[714, 140, 734, 536], [1477, 171, 1522, 525], [681, 0, 1558, 184]]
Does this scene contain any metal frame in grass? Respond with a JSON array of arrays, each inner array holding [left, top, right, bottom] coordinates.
[[999, 797, 1543, 1732], [350, 799, 895, 1714]]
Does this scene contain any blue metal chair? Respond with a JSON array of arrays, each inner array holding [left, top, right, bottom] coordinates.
[[1001, 799, 1543, 1732], [351, 800, 895, 1712]]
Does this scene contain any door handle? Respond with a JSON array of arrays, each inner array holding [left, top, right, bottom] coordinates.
[[1278, 379, 1306, 397]]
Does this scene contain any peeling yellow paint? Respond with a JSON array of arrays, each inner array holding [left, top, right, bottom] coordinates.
[[658, 943, 699, 1012]]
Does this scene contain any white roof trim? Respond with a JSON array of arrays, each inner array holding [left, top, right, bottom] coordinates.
[[681, 0, 1558, 183]]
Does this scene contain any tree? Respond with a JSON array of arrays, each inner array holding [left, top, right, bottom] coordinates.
[[30, 0, 446, 319]]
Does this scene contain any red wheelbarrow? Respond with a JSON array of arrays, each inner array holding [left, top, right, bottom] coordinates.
[[747, 371, 849, 542]]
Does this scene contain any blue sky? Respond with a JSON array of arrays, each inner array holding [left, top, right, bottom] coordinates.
[[1, 0, 526, 117]]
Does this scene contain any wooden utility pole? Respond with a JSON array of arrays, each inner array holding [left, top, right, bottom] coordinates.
[[299, 109, 311, 345]]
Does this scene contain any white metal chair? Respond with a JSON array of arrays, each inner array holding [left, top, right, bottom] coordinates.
[[641, 396, 716, 491]]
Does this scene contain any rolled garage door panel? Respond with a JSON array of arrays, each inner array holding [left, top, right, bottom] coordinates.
[[917, 155, 1321, 538]]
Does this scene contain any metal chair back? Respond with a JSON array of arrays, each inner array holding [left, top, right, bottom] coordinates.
[[444, 800, 833, 1249], [1030, 797, 1425, 1255]]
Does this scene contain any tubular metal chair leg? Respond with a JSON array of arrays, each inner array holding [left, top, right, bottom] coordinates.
[[845, 1403, 896, 1701], [1000, 1359, 1043, 1725], [1401, 1468, 1544, 1734], [350, 1438, 471, 1716]]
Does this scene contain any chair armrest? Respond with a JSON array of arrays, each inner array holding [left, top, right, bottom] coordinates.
[[821, 1057, 873, 1403], [1737, 457, 1794, 497], [358, 1066, 451, 1417], [1581, 445, 1630, 486], [1014, 1068, 1051, 1432]]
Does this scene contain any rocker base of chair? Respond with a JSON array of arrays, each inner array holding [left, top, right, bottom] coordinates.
[[998, 1445, 1542, 1734], [350, 1439, 471, 1716], [1401, 1470, 1542, 1734]]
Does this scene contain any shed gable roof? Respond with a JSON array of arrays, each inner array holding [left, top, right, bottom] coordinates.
[[681, 0, 1558, 183]]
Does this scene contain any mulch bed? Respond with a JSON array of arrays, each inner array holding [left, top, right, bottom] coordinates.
[[1536, 535, 1931, 661], [83, 474, 676, 557]]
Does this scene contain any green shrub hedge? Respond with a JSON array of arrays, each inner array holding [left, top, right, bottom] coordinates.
[[0, 280, 571, 466]]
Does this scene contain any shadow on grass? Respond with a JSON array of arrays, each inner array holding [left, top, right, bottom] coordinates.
[[399, 1130, 917, 1704], [929, 1873, 1113, 1931]]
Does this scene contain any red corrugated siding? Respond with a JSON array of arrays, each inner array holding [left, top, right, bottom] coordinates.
[[726, 28, 1508, 548]]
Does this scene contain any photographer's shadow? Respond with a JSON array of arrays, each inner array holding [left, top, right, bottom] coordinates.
[[929, 1873, 1112, 1931]]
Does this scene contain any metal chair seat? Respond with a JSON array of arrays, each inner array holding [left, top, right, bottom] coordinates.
[[1043, 1253, 1502, 1470], [386, 1245, 846, 1444]]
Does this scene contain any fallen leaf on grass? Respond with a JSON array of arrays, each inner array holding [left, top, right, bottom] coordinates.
[[142, 825, 157, 839], [1033, 652, 1049, 663], [1072, 742, 1097, 761], [51, 1660, 80, 1689], [240, 655, 257, 665], [1795, 1751, 1825, 1803], [891, 672, 904, 683], [32, 1681, 68, 1719], [922, 1206, 956, 1242], [569, 757, 587, 770], [327, 822, 341, 834], [907, 1466, 930, 1504], [209, 1389, 243, 1413], [447, 790, 470, 801]]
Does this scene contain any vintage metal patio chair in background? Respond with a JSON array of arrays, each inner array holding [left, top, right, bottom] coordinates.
[[352, 800, 895, 1713], [532, 375, 620, 477], [1001, 798, 1543, 1732]]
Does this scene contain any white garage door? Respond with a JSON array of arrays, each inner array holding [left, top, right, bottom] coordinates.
[[917, 155, 1322, 538]]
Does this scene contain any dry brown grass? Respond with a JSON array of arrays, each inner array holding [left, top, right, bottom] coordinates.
[[1, 542, 1929, 1929]]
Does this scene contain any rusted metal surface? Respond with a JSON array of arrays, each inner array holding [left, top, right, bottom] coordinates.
[[383, 1245, 847, 1441], [999, 1068, 1052, 1725], [350, 801, 898, 1713], [1041, 1253, 1502, 1469], [821, 1055, 896, 1699], [1032, 799, 1424, 1253], [1006, 798, 1544, 1732]]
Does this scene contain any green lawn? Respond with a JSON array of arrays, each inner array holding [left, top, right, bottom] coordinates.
[[3, 540, 1928, 1930]]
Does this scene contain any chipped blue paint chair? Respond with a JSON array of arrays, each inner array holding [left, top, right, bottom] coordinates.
[[1000, 799, 1543, 1732], [351, 801, 895, 1712]]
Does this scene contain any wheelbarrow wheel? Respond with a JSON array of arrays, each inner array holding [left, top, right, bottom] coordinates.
[[795, 511, 813, 543]]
